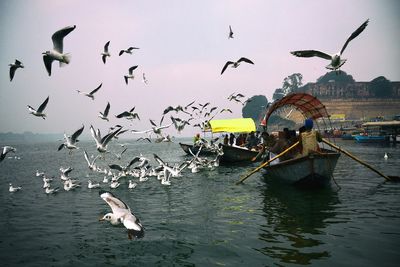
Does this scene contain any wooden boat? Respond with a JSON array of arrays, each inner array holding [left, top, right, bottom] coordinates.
[[219, 144, 260, 163], [354, 134, 389, 143], [179, 142, 216, 156], [263, 149, 340, 187], [259, 93, 342, 188]]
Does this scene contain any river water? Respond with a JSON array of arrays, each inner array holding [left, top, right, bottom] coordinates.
[[0, 139, 399, 266]]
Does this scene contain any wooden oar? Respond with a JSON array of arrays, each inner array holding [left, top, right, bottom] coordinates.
[[236, 141, 299, 185], [322, 138, 400, 182]]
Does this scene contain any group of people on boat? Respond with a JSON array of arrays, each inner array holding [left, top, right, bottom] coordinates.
[[254, 118, 322, 164]]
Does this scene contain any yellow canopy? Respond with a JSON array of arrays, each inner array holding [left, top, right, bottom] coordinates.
[[208, 118, 256, 133]]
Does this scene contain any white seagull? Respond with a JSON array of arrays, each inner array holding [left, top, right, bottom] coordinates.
[[90, 125, 122, 153], [119, 46, 139, 56], [58, 125, 85, 152], [99, 102, 111, 121], [77, 83, 102, 100], [99, 190, 144, 239], [1, 146, 16, 162], [101, 41, 111, 64], [9, 183, 22, 192], [27, 96, 49, 119], [9, 59, 24, 81], [128, 180, 137, 189], [84, 151, 101, 171], [88, 180, 101, 189], [142, 73, 148, 84], [290, 19, 369, 71], [45, 186, 60, 194], [220, 57, 254, 75], [43, 25, 76, 76], [124, 65, 138, 85]]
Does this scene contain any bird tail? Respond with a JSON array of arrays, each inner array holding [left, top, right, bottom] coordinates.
[[60, 53, 71, 67]]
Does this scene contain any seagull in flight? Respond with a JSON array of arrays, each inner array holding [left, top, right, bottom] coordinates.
[[119, 46, 139, 56], [1, 146, 16, 162], [42, 25, 76, 76], [115, 107, 140, 120], [9, 59, 24, 81], [77, 83, 102, 100], [290, 19, 369, 72], [142, 73, 148, 84], [99, 190, 144, 239], [101, 41, 111, 64], [228, 25, 234, 39], [99, 102, 111, 121], [83, 150, 101, 171], [220, 57, 254, 75], [58, 125, 85, 153], [90, 125, 122, 153], [124, 65, 138, 85], [27, 96, 49, 119]]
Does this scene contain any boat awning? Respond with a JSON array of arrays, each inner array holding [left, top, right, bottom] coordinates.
[[261, 93, 329, 126], [362, 121, 400, 127], [209, 118, 256, 133]]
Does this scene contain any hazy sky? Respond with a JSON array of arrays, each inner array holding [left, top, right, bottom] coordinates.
[[1, 0, 399, 137]]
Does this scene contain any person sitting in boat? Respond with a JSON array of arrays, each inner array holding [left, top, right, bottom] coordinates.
[[229, 133, 235, 146], [223, 134, 229, 145], [268, 128, 294, 163], [193, 133, 201, 145], [246, 131, 258, 150], [298, 118, 322, 157], [251, 131, 276, 162]]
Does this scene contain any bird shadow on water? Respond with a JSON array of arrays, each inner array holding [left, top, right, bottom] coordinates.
[[256, 183, 340, 265]]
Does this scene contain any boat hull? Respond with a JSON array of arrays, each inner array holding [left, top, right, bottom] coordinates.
[[219, 144, 260, 163], [262, 150, 340, 188], [354, 135, 389, 143], [179, 143, 216, 156]]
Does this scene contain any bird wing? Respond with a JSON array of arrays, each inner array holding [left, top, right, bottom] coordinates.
[[104, 41, 110, 52], [221, 61, 233, 75], [340, 19, 369, 55], [83, 150, 91, 165], [127, 157, 141, 168], [109, 164, 124, 171], [43, 55, 53, 76], [51, 25, 76, 53], [102, 55, 107, 64], [119, 50, 125, 56], [71, 125, 84, 142], [99, 190, 130, 213], [90, 125, 101, 144], [90, 83, 102, 95], [122, 213, 143, 232], [116, 111, 131, 118], [290, 50, 332, 60], [101, 128, 121, 146], [104, 102, 110, 116], [238, 57, 254, 64], [153, 154, 166, 166], [9, 66, 17, 81], [131, 129, 152, 134], [149, 119, 157, 127], [57, 143, 65, 151], [128, 65, 138, 75], [127, 47, 139, 52], [37, 96, 49, 113]]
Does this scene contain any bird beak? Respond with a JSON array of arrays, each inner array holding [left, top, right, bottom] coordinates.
[[99, 217, 105, 221]]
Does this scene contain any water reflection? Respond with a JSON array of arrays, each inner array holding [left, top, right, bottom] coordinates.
[[258, 184, 340, 265]]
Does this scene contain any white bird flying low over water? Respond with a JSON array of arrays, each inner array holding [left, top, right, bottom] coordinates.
[[99, 102, 111, 121], [77, 83, 102, 100], [43, 25, 76, 76], [9, 59, 24, 81], [1, 146, 16, 162], [27, 96, 49, 119], [58, 125, 85, 153], [290, 19, 369, 72], [90, 125, 122, 153], [119, 46, 139, 56], [124, 65, 138, 85], [99, 190, 144, 239]]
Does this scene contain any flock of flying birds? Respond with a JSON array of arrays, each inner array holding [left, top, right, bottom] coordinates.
[[3, 19, 370, 239]]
